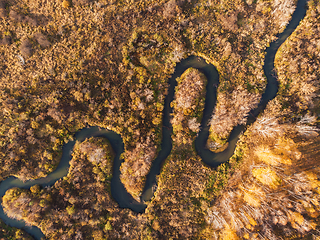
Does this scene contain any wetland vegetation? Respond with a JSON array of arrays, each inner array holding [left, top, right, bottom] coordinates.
[[0, 0, 319, 239]]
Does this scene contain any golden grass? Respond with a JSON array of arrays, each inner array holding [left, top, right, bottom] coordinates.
[[242, 185, 265, 207], [254, 145, 292, 165], [219, 225, 239, 240], [252, 167, 281, 189]]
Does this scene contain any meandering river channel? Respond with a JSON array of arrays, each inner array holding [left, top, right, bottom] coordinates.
[[0, 0, 308, 238]]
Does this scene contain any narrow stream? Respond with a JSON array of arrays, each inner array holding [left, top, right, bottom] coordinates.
[[0, 0, 308, 239]]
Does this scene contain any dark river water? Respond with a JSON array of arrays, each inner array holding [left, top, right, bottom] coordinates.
[[0, 0, 308, 239]]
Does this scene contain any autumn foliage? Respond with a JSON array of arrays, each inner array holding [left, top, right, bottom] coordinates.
[[0, 0, 319, 239]]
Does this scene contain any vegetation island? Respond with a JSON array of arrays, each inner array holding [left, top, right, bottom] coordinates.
[[0, 0, 319, 239]]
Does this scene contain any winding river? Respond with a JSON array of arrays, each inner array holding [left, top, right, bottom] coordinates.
[[0, 0, 309, 239]]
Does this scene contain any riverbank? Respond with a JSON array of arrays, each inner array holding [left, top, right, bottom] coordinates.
[[0, 0, 318, 239]]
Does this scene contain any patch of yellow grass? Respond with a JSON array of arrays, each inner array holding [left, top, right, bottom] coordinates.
[[219, 225, 239, 240], [243, 233, 250, 239], [242, 185, 265, 207], [304, 171, 320, 193], [248, 216, 257, 226], [245, 215, 257, 230], [289, 211, 304, 226], [274, 138, 301, 160], [62, 0, 71, 8], [243, 192, 260, 207], [306, 171, 318, 181], [254, 146, 292, 165], [252, 167, 281, 189]]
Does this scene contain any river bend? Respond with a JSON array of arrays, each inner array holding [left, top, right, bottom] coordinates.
[[0, 0, 308, 238]]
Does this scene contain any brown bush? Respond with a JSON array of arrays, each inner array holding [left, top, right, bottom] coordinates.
[[9, 10, 24, 22], [0, 0, 5, 8], [72, 0, 94, 6], [0, 35, 11, 45], [163, 0, 181, 18], [0, 8, 5, 18], [24, 16, 38, 26], [34, 32, 50, 48], [218, 12, 239, 32], [0, 0, 6, 18], [19, 39, 33, 57]]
